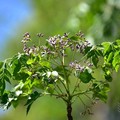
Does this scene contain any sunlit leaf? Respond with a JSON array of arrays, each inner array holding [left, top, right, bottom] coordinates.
[[107, 52, 114, 63], [112, 51, 120, 71], [114, 39, 120, 46], [102, 42, 112, 55], [40, 61, 51, 68], [27, 59, 34, 65]]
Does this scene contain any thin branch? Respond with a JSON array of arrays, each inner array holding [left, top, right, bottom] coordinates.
[[78, 96, 86, 107], [72, 90, 90, 98], [59, 78, 69, 94], [56, 84, 64, 94], [72, 78, 81, 94], [84, 93, 92, 102]]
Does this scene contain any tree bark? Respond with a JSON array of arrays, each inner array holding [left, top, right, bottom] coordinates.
[[67, 102, 73, 120]]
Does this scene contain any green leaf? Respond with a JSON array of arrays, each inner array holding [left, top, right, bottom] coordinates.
[[4, 69, 11, 78], [103, 83, 110, 92], [102, 42, 112, 55], [102, 68, 112, 82], [11, 100, 19, 108], [107, 52, 114, 63], [95, 49, 103, 56], [1, 93, 8, 104], [0, 61, 3, 69], [92, 83, 109, 102], [15, 72, 29, 81], [114, 39, 120, 46], [27, 59, 34, 65], [104, 74, 112, 82], [0, 79, 5, 95], [25, 91, 40, 114], [112, 51, 120, 71], [19, 54, 29, 66], [84, 46, 92, 54], [26, 103, 32, 114], [92, 55, 99, 67], [46, 84, 55, 94], [115, 65, 119, 72], [4, 75, 11, 83], [87, 49, 95, 59], [96, 91, 108, 102], [78, 69, 94, 83], [40, 61, 51, 68], [11, 59, 21, 76]]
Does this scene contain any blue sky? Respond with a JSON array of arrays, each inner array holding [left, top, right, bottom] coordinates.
[[0, 0, 32, 59]]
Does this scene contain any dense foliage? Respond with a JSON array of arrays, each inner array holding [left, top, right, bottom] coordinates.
[[0, 31, 120, 119]]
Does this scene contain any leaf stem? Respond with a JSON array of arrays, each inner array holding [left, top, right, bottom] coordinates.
[[72, 90, 90, 98]]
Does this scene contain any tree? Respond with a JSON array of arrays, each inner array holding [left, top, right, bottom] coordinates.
[[0, 31, 120, 120]]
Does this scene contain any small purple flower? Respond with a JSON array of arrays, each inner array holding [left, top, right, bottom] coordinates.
[[23, 32, 30, 38], [48, 36, 57, 46], [69, 62, 75, 68], [37, 33, 44, 37]]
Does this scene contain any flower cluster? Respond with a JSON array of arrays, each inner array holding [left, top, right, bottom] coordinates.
[[21, 32, 31, 43], [21, 32, 39, 55], [76, 31, 85, 39], [23, 44, 38, 55], [37, 33, 44, 37], [47, 33, 69, 48], [21, 31, 91, 57], [69, 60, 93, 72], [40, 46, 55, 57], [69, 61, 85, 72], [70, 40, 91, 53]]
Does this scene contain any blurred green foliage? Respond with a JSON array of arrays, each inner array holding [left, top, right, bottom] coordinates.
[[1, 0, 120, 120]]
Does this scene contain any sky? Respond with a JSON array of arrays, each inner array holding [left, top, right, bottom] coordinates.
[[0, 0, 32, 59], [0, 0, 32, 114]]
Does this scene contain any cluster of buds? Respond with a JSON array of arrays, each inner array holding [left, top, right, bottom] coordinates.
[[21, 32, 91, 57], [47, 33, 69, 48], [22, 32, 39, 55], [47, 36, 58, 46], [69, 61, 85, 72], [21, 32, 31, 43], [76, 31, 85, 39], [40, 46, 55, 57], [37, 33, 44, 37], [70, 40, 91, 53], [69, 60, 93, 72], [23, 44, 38, 55]]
